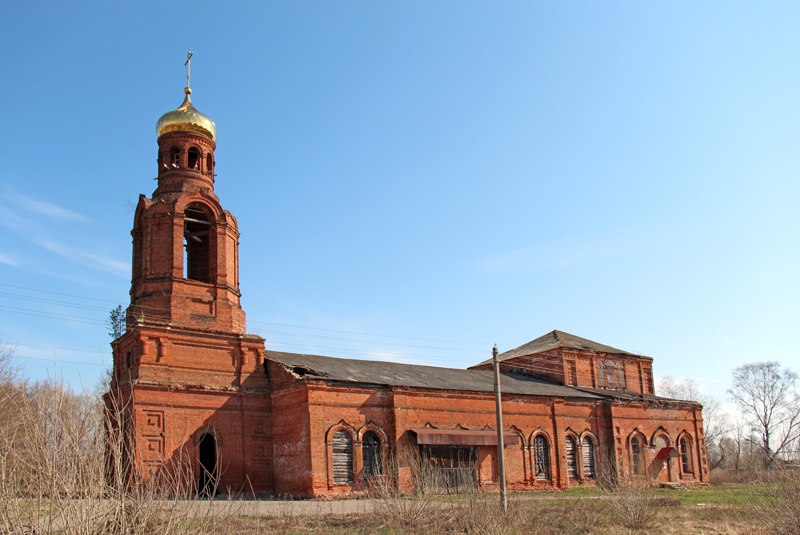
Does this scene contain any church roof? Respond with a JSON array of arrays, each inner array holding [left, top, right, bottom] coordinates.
[[266, 350, 601, 400], [471, 330, 642, 367]]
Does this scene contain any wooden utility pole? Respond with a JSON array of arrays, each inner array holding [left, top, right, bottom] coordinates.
[[493, 344, 508, 512]]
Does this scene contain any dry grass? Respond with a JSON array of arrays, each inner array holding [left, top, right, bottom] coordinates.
[[0, 374, 242, 534], [0, 345, 789, 535]]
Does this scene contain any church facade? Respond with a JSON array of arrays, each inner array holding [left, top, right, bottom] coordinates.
[[105, 82, 708, 498]]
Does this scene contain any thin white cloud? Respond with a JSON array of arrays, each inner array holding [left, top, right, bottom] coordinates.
[[35, 238, 129, 276], [0, 252, 19, 266], [6, 191, 86, 221]]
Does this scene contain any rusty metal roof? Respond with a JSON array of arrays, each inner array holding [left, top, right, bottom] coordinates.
[[411, 428, 521, 446], [471, 330, 644, 367], [266, 350, 601, 400]]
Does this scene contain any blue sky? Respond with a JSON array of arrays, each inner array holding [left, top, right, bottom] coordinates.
[[0, 2, 798, 402]]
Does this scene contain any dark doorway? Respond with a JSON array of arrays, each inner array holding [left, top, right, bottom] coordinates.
[[362, 431, 382, 483], [198, 433, 218, 497]]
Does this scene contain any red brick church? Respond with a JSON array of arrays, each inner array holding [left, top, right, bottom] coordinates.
[[106, 79, 708, 498]]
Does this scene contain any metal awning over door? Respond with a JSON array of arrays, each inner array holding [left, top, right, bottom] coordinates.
[[410, 428, 520, 446]]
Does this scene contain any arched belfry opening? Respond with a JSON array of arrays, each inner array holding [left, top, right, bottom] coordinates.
[[187, 147, 200, 170], [198, 433, 218, 497], [184, 204, 213, 282]]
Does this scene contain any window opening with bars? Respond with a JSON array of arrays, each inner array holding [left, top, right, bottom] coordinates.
[[362, 431, 382, 482], [631, 437, 644, 475], [534, 435, 551, 481], [419, 445, 477, 494], [679, 437, 693, 474]]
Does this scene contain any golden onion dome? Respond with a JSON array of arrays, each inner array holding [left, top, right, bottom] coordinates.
[[156, 87, 216, 141]]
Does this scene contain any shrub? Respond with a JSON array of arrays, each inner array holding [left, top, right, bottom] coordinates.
[[604, 479, 660, 530]]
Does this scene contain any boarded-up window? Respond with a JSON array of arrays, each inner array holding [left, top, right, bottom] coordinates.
[[617, 362, 627, 389], [582, 436, 596, 478], [362, 431, 382, 482], [332, 430, 353, 485], [567, 360, 578, 386], [598, 359, 627, 390], [534, 435, 551, 481], [566, 436, 578, 479]]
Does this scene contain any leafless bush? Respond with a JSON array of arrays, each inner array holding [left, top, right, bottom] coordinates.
[[453, 493, 533, 535], [0, 363, 237, 534], [748, 468, 800, 535], [604, 478, 660, 530], [567, 500, 605, 534], [368, 446, 445, 531]]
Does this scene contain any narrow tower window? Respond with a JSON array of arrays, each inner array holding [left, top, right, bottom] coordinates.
[[206, 154, 213, 174], [187, 147, 200, 170], [184, 204, 212, 283], [170, 147, 180, 167]]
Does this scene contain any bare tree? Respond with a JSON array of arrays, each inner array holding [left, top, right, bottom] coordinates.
[[658, 376, 729, 469], [728, 362, 800, 469], [0, 339, 19, 384]]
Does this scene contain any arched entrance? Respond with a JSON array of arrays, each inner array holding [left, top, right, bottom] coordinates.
[[198, 433, 218, 497], [653, 434, 671, 483]]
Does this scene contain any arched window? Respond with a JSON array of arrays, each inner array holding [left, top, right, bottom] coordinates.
[[679, 437, 693, 474], [581, 436, 596, 479], [533, 435, 551, 481], [187, 147, 200, 170], [184, 204, 212, 282], [332, 429, 354, 485], [206, 154, 213, 174], [630, 436, 644, 476], [362, 431, 382, 482], [170, 147, 180, 167], [565, 436, 578, 479]]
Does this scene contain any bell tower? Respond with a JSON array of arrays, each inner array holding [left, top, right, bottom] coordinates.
[[107, 55, 271, 494], [128, 80, 244, 334]]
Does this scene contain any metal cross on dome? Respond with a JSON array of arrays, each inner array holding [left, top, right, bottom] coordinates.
[[185, 51, 194, 88]]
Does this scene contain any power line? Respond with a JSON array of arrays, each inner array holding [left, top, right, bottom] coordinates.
[[0, 283, 120, 305], [249, 319, 488, 346]]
